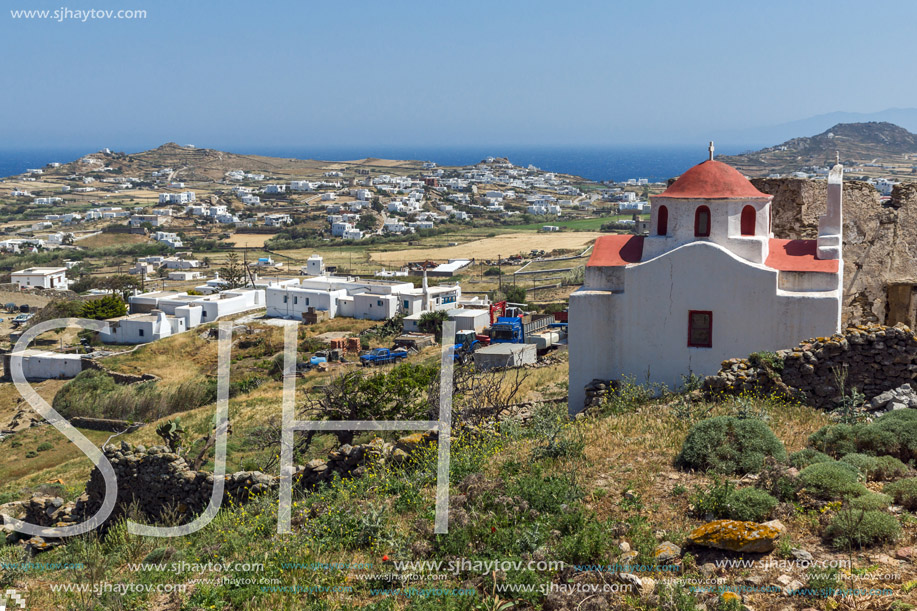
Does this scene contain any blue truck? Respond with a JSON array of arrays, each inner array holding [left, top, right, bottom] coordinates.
[[489, 314, 555, 344], [359, 348, 409, 366]]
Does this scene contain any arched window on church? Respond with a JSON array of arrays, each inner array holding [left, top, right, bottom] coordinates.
[[656, 205, 668, 236], [740, 205, 756, 236], [694, 205, 710, 237]]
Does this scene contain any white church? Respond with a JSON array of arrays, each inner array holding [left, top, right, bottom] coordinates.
[[568, 146, 844, 414]]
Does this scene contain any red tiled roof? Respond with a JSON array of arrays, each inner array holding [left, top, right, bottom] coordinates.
[[587, 235, 644, 267], [765, 239, 839, 273], [655, 160, 771, 200]]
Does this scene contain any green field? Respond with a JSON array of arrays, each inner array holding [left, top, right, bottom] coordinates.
[[510, 214, 648, 231]]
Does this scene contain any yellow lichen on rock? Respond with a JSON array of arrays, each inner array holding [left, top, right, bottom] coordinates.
[[686, 519, 781, 553]]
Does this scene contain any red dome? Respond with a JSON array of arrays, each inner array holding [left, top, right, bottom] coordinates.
[[655, 160, 770, 199]]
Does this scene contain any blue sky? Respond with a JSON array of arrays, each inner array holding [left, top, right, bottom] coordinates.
[[2, 0, 916, 150]]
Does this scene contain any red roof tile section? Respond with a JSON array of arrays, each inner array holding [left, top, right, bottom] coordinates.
[[588, 235, 644, 267], [655, 160, 771, 199], [765, 239, 839, 273]]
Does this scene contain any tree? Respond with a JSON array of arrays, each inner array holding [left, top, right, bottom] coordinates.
[[304, 363, 439, 445], [419, 310, 450, 340], [80, 295, 127, 320], [218, 252, 248, 288], [356, 213, 379, 232], [504, 285, 527, 305]]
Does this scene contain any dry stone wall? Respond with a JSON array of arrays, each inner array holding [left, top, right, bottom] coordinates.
[[752, 178, 917, 326], [704, 324, 917, 409]]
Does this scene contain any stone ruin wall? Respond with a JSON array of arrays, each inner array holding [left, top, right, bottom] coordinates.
[[704, 324, 917, 409], [751, 178, 917, 327]]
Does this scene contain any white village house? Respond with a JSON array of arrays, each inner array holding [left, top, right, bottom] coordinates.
[[266, 261, 460, 322], [11, 267, 70, 290], [568, 149, 844, 414], [100, 288, 265, 344]]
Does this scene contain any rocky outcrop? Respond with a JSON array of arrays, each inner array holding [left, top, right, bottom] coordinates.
[[753, 178, 917, 326], [868, 384, 917, 413], [704, 324, 917, 409], [686, 519, 782, 553], [582, 379, 617, 410]]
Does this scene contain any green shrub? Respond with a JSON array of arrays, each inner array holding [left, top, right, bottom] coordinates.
[[25, 451, 37, 458], [840, 453, 880, 478], [691, 481, 777, 522], [749, 351, 784, 373], [797, 462, 867, 500], [884, 478, 917, 511], [810, 411, 917, 463], [857, 410, 917, 462], [790, 448, 834, 470], [824, 509, 900, 549], [35, 442, 53, 452], [808, 423, 858, 458], [724, 488, 778, 522], [689, 478, 735, 518], [676, 416, 787, 475], [849, 492, 893, 511], [873, 455, 909, 481], [841, 453, 909, 481]]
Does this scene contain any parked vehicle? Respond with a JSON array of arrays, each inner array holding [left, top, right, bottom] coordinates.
[[489, 314, 555, 344], [11, 313, 33, 328], [359, 348, 408, 366]]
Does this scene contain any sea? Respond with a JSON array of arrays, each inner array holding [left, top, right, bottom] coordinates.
[[0, 144, 756, 184]]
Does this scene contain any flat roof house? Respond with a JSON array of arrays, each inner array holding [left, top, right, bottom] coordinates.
[[12, 267, 69, 290]]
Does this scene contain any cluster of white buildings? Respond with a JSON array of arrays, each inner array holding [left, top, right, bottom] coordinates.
[[152, 231, 183, 248], [158, 191, 196, 205], [225, 170, 264, 181], [265, 269, 461, 322], [186, 204, 239, 224], [100, 287, 265, 344]]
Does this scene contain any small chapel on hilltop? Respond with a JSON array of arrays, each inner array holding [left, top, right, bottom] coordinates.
[[568, 144, 844, 414]]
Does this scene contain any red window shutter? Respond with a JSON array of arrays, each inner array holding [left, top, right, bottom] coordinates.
[[688, 310, 713, 347], [740, 205, 756, 236]]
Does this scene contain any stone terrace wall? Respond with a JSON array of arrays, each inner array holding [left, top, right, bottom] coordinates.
[[752, 178, 917, 326], [75, 434, 437, 528], [704, 324, 917, 409]]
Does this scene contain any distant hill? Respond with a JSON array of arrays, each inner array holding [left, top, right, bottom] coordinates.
[[44, 142, 425, 183], [710, 107, 917, 146], [717, 122, 917, 177]]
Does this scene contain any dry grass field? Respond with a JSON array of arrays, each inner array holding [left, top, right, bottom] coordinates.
[[76, 232, 151, 249], [224, 233, 274, 248], [370, 231, 602, 264]]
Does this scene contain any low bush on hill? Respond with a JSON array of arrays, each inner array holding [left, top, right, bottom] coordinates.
[[690, 479, 777, 522], [840, 453, 909, 481], [724, 488, 778, 522], [884, 477, 917, 511], [789, 448, 834, 470], [849, 492, 893, 511], [676, 416, 787, 475], [809, 410, 917, 462], [824, 509, 901, 549], [797, 462, 867, 501]]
